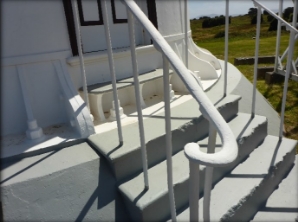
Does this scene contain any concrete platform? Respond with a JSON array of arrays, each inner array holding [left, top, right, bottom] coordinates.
[[252, 155, 298, 222]]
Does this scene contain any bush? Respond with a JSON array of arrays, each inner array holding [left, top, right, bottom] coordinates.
[[267, 14, 274, 22], [268, 19, 278, 31], [283, 7, 293, 21], [214, 31, 225, 38], [202, 16, 231, 28], [251, 14, 264, 24]]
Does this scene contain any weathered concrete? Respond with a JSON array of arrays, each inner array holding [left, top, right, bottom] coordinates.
[[252, 155, 298, 222], [119, 113, 267, 222], [176, 135, 297, 222], [1, 142, 129, 221]]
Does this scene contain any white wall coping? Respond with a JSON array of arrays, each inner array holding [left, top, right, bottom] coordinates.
[[2, 50, 72, 67], [66, 45, 157, 67]]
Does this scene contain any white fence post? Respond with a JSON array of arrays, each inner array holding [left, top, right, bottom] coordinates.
[[251, 5, 262, 118], [224, 0, 229, 97], [163, 57, 177, 222], [127, 9, 149, 189]]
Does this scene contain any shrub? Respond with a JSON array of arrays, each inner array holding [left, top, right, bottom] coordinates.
[[214, 31, 225, 38], [202, 16, 230, 28], [268, 19, 278, 31], [251, 14, 264, 24]]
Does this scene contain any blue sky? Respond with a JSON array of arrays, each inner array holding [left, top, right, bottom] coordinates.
[[188, 0, 294, 18]]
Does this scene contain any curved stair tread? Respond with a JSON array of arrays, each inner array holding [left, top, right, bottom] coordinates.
[[176, 135, 297, 222], [118, 113, 267, 221]]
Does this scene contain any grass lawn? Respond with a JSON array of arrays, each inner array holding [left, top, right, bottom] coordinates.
[[190, 15, 298, 143]]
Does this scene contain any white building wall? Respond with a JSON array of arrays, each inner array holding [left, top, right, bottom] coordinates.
[[1, 0, 71, 57], [155, 0, 190, 37]]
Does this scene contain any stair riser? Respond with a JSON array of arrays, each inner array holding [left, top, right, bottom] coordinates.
[[221, 148, 296, 222], [121, 117, 268, 221], [113, 99, 240, 183]]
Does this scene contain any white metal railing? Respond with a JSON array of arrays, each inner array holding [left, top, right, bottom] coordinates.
[[121, 1, 238, 222], [251, 0, 298, 139]]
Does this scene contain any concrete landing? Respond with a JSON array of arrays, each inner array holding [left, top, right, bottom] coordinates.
[[1, 142, 129, 221], [252, 155, 298, 222], [176, 136, 297, 222]]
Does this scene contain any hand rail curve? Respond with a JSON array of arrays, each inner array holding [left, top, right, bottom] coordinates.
[[122, 0, 238, 167]]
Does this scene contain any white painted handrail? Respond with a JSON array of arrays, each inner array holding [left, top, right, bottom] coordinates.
[[122, 1, 237, 221], [123, 0, 238, 166], [224, 0, 229, 97], [252, 0, 298, 34], [252, 0, 298, 139]]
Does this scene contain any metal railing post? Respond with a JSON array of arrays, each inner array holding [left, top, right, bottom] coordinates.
[[224, 0, 229, 97], [127, 9, 149, 189], [163, 57, 177, 222], [251, 5, 262, 118], [279, 0, 298, 139], [203, 123, 217, 222], [71, 0, 91, 117], [101, 0, 123, 144], [184, 0, 189, 68], [274, 0, 284, 72], [189, 161, 200, 222]]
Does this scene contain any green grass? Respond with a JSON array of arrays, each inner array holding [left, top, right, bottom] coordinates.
[[191, 15, 298, 144]]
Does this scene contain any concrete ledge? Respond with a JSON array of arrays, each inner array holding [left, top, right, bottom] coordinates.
[[257, 67, 274, 79], [234, 56, 276, 66]]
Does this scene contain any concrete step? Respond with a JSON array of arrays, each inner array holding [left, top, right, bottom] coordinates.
[[118, 113, 267, 221], [88, 94, 241, 182], [251, 155, 298, 222], [176, 135, 297, 222]]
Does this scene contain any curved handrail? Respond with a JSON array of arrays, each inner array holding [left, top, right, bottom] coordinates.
[[122, 0, 238, 167]]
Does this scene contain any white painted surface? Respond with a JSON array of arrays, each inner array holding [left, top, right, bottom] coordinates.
[[1, 0, 70, 58]]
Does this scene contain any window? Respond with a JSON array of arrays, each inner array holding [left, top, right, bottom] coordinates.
[[77, 0, 103, 26]]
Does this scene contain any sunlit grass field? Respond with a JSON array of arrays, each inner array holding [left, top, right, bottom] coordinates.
[[191, 15, 298, 142]]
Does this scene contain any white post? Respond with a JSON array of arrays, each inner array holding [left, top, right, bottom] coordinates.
[[252, 6, 262, 118], [224, 0, 229, 97], [71, 0, 92, 121], [274, 0, 284, 72], [163, 57, 177, 222], [127, 10, 149, 189], [101, 0, 124, 144], [184, 0, 189, 68], [203, 123, 217, 222], [189, 161, 200, 222], [279, 0, 298, 139], [17, 66, 44, 140]]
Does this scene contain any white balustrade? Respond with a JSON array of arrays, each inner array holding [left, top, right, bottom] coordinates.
[[252, 0, 298, 139], [122, 1, 238, 221]]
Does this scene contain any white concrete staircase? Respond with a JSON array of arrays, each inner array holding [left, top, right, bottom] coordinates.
[[88, 92, 297, 221]]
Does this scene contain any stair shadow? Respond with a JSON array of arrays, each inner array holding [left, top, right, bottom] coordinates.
[[269, 139, 282, 168], [75, 154, 129, 222], [225, 173, 266, 178], [260, 206, 298, 213]]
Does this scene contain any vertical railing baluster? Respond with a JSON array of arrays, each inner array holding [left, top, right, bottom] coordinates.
[[189, 161, 200, 222], [274, 0, 284, 72], [251, 5, 262, 118], [163, 57, 177, 222], [279, 0, 298, 139], [203, 123, 217, 222], [184, 0, 189, 68], [127, 9, 149, 189], [71, 0, 92, 119], [101, 0, 123, 144], [224, 0, 229, 97]]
